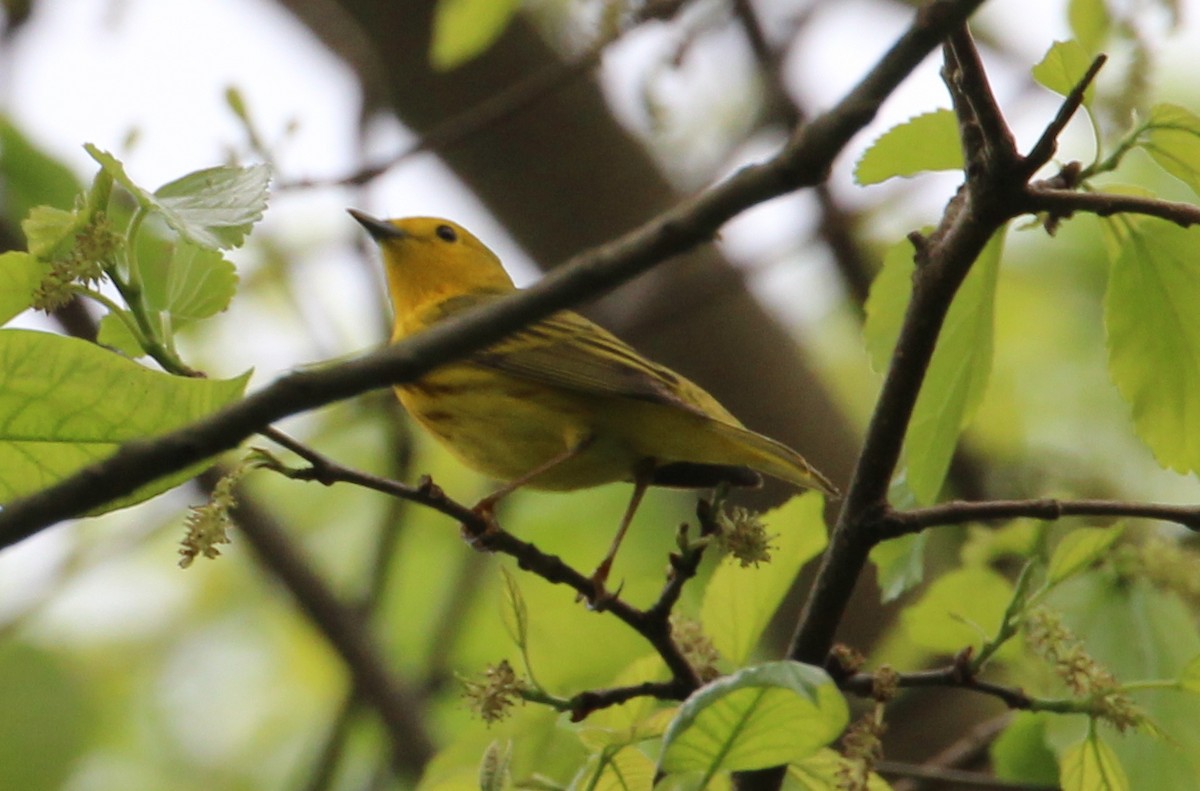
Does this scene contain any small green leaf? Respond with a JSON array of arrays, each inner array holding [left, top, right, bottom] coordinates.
[[1142, 103, 1200, 198], [1060, 732, 1129, 791], [96, 310, 145, 357], [84, 144, 269, 250], [1047, 525, 1124, 585], [991, 713, 1060, 785], [870, 533, 926, 603], [21, 205, 78, 260], [139, 236, 238, 322], [1105, 220, 1200, 473], [0, 252, 43, 325], [0, 329, 250, 512], [864, 231, 1003, 503], [659, 662, 847, 778], [901, 567, 1014, 654], [582, 746, 656, 791], [701, 493, 827, 665], [1177, 653, 1200, 694], [1068, 0, 1111, 52], [430, 0, 521, 70], [788, 748, 890, 790], [1032, 40, 1096, 107], [0, 115, 81, 224], [854, 109, 962, 185]]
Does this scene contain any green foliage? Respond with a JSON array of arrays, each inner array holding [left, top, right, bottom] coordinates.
[[0, 115, 81, 224], [700, 492, 826, 665], [1068, 0, 1112, 52], [0, 329, 249, 510], [1032, 39, 1097, 108], [430, 0, 522, 70], [1141, 103, 1200, 197], [854, 109, 962, 185], [864, 230, 1002, 503], [1059, 730, 1129, 791], [1104, 220, 1200, 473], [658, 662, 848, 780]]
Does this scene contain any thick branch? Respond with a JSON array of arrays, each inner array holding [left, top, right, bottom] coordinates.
[[0, 0, 986, 550], [1027, 187, 1200, 227]]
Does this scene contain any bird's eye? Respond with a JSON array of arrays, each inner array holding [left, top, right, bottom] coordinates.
[[435, 224, 458, 243]]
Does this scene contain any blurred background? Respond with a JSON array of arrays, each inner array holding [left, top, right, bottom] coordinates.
[[1, 0, 1198, 789]]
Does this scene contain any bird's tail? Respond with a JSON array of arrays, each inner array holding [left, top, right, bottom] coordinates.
[[709, 421, 839, 497]]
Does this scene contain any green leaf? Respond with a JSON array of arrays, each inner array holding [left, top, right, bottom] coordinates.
[[1068, 0, 1111, 53], [21, 205, 79, 260], [1105, 220, 1200, 473], [1142, 103, 1200, 198], [0, 329, 250, 512], [84, 144, 269, 250], [1060, 732, 1129, 791], [0, 641, 96, 791], [901, 566, 1014, 654], [991, 713, 1060, 785], [659, 662, 847, 778], [1047, 525, 1124, 585], [787, 749, 890, 791], [579, 746, 656, 791], [701, 493, 827, 665], [0, 115, 81, 224], [864, 231, 1003, 503], [138, 236, 238, 322], [1178, 653, 1200, 694], [430, 0, 522, 71], [0, 252, 43, 325], [95, 310, 145, 357], [498, 566, 529, 649], [854, 109, 962, 185], [870, 533, 926, 603], [1032, 40, 1096, 107]]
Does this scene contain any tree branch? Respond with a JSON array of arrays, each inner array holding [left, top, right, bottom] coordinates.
[[879, 497, 1200, 539], [0, 0, 987, 550]]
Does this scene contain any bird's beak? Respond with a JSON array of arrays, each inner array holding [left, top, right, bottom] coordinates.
[[348, 209, 406, 241]]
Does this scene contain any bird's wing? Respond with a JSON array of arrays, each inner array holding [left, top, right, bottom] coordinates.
[[432, 295, 710, 418]]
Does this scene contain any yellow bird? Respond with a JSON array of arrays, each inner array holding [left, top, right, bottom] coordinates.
[[351, 211, 836, 595]]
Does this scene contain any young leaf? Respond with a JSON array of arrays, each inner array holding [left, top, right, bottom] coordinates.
[[96, 310, 146, 357], [498, 566, 529, 649], [0, 252, 43, 325], [1068, 0, 1112, 53], [901, 567, 1014, 655], [1060, 732, 1130, 791], [658, 662, 847, 778], [788, 749, 891, 791], [478, 740, 512, 791], [1105, 220, 1200, 473], [430, 0, 521, 71], [1142, 103, 1200, 198], [1047, 525, 1124, 585], [139, 236, 239, 322], [0, 115, 81, 223], [991, 713, 1060, 785], [870, 533, 927, 603], [854, 109, 962, 185], [84, 144, 269, 250], [701, 493, 827, 666], [1179, 653, 1200, 694], [1032, 40, 1096, 107], [864, 231, 1003, 503], [577, 746, 656, 791], [0, 329, 250, 513]]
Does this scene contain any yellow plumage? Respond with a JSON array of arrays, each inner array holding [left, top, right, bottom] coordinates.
[[351, 211, 836, 592]]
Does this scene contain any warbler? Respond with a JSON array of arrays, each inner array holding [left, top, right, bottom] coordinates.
[[350, 210, 836, 596]]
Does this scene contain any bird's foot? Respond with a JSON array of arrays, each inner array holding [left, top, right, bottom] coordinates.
[[462, 497, 502, 549], [576, 559, 622, 610]]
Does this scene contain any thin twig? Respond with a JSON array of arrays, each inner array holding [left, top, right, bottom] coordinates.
[[879, 497, 1200, 539]]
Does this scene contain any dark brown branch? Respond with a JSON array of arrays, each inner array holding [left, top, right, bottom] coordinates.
[[841, 667, 1035, 710], [255, 439, 707, 694], [0, 0, 986, 551], [567, 680, 690, 722], [879, 497, 1200, 539], [1026, 187, 1200, 227], [1023, 55, 1108, 176]]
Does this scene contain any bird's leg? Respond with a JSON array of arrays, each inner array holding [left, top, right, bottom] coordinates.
[[586, 459, 655, 603], [472, 435, 595, 524]]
